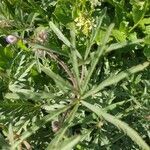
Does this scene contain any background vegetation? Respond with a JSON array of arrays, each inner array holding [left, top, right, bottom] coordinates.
[[0, 0, 150, 149]]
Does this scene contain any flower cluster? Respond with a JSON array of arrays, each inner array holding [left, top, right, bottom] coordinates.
[[33, 27, 48, 44], [74, 13, 94, 36]]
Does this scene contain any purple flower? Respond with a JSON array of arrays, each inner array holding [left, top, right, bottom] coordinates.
[[6, 35, 18, 44]]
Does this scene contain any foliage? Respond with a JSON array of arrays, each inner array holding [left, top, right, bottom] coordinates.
[[0, 0, 150, 149]]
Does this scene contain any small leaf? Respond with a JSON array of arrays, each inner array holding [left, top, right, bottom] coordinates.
[[8, 124, 14, 146], [129, 0, 148, 32], [17, 40, 29, 51], [112, 29, 126, 42]]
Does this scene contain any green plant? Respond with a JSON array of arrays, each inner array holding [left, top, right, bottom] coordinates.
[[0, 0, 150, 149]]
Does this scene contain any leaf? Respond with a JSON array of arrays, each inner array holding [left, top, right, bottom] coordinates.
[[81, 100, 150, 150], [48, 135, 82, 150], [18, 61, 35, 81], [131, 0, 146, 23], [26, 12, 39, 26], [31, 44, 68, 57], [145, 25, 150, 35], [41, 66, 73, 91], [106, 39, 144, 53], [17, 40, 29, 51], [84, 8, 106, 60], [5, 91, 56, 102], [144, 36, 150, 44], [69, 29, 82, 86], [70, 50, 80, 88], [8, 124, 14, 146], [82, 61, 150, 99], [56, 135, 82, 150], [81, 23, 114, 94], [14, 54, 26, 77], [104, 99, 131, 111], [144, 45, 150, 59], [112, 29, 127, 42], [8, 83, 32, 94], [129, 0, 148, 32], [5, 93, 20, 100], [49, 21, 72, 48]]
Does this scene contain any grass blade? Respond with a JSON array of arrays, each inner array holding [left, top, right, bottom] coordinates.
[[81, 100, 150, 150]]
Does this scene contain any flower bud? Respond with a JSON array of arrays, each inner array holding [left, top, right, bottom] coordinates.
[[37, 30, 47, 43], [6, 35, 18, 44], [51, 121, 60, 133]]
